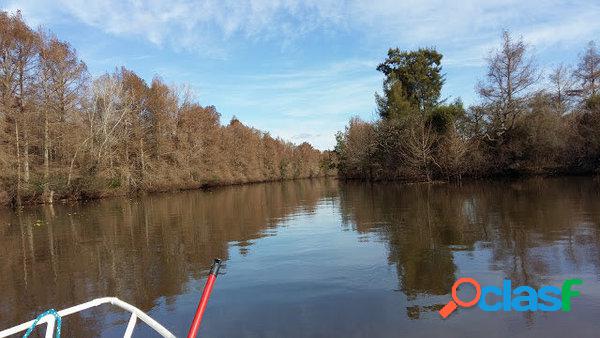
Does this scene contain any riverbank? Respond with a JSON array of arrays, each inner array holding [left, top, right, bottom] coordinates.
[[337, 170, 600, 185], [8, 167, 600, 209], [9, 170, 599, 210], [0, 172, 338, 208]]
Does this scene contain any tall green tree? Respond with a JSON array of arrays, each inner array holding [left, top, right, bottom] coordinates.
[[376, 48, 444, 118]]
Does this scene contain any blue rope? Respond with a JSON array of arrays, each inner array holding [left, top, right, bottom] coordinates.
[[22, 309, 61, 338]]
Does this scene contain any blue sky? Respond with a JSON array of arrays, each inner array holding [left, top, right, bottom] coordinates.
[[2, 0, 599, 149]]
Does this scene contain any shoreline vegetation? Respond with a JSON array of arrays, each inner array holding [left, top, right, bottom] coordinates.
[[1, 11, 599, 208], [0, 11, 336, 207], [335, 32, 600, 182]]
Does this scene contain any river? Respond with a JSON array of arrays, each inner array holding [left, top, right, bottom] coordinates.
[[1, 177, 599, 337]]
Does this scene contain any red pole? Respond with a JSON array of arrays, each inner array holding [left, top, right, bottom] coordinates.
[[187, 259, 222, 338]]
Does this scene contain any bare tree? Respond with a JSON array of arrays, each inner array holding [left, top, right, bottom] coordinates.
[[0, 11, 39, 203], [437, 128, 469, 180], [147, 78, 177, 161], [93, 74, 131, 168], [573, 41, 600, 99], [549, 63, 575, 114], [67, 73, 129, 186], [404, 116, 438, 181], [39, 34, 87, 202], [120, 68, 149, 187], [477, 31, 539, 140]]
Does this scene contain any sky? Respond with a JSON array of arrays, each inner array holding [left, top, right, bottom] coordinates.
[[1, 1, 599, 150]]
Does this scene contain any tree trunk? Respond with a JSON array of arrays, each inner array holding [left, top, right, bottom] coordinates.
[[14, 121, 22, 206], [140, 138, 145, 180], [23, 137, 29, 184], [67, 137, 91, 188], [43, 110, 52, 203], [18, 63, 29, 185]]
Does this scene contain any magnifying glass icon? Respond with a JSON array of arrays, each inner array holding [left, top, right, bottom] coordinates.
[[439, 277, 481, 318]]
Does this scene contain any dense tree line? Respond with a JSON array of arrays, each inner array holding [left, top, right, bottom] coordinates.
[[0, 12, 332, 206], [336, 31, 600, 181]]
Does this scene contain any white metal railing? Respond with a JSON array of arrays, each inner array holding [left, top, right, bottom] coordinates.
[[0, 297, 176, 338]]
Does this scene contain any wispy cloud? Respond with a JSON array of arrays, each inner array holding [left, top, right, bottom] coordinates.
[[6, 0, 349, 57], [205, 59, 379, 116], [7, 0, 600, 58]]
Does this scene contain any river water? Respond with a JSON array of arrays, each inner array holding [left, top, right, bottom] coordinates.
[[1, 177, 599, 337]]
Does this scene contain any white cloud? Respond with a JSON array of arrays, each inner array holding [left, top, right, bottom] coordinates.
[[4, 0, 349, 56], [6, 0, 599, 58], [222, 60, 378, 117]]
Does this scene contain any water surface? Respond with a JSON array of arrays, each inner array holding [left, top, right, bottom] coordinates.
[[1, 177, 600, 337]]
